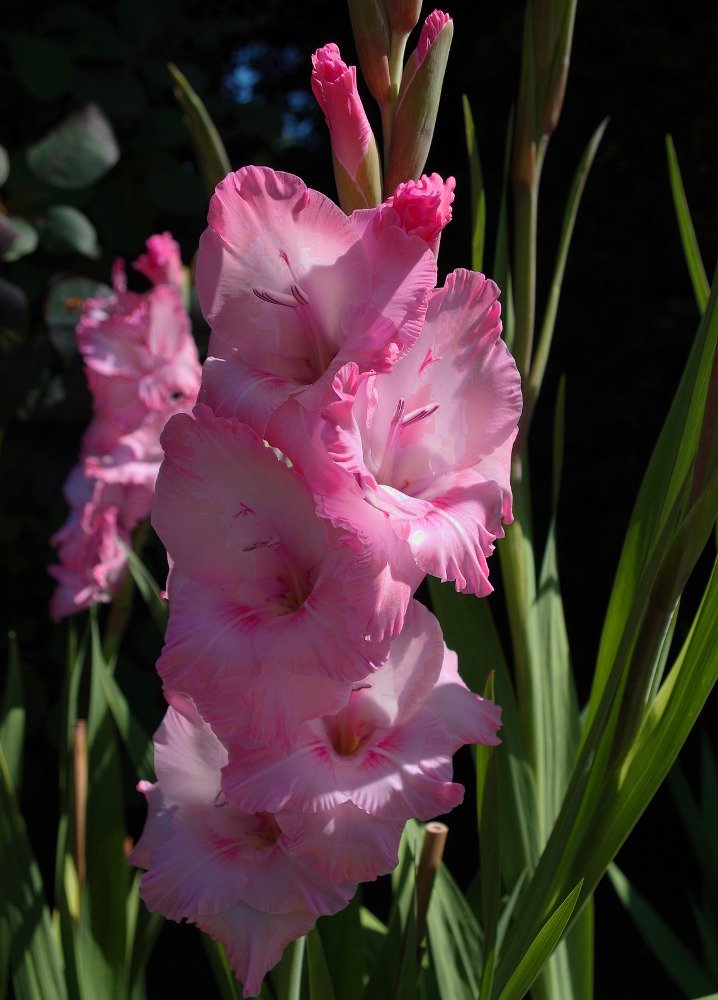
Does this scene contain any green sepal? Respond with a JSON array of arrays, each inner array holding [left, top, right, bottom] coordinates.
[[385, 17, 453, 191]]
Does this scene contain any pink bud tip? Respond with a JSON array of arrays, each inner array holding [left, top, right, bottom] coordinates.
[[387, 173, 456, 244], [417, 10, 453, 63], [310, 42, 373, 175], [133, 232, 184, 292], [311, 43, 350, 90]]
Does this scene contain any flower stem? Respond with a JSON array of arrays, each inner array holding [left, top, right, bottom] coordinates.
[[286, 935, 306, 1000], [102, 519, 151, 660]]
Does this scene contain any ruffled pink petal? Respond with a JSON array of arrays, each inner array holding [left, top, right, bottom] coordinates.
[[156, 571, 263, 699], [128, 781, 171, 869], [205, 659, 353, 750], [133, 232, 184, 291], [384, 173, 456, 253], [342, 715, 465, 820], [280, 802, 404, 882], [198, 355, 296, 433], [222, 730, 349, 815], [153, 405, 326, 584], [344, 206, 436, 368], [197, 905, 316, 999], [157, 561, 381, 705], [423, 646, 503, 747], [197, 167, 369, 390], [151, 694, 227, 807], [405, 467, 509, 595], [358, 600, 444, 728]]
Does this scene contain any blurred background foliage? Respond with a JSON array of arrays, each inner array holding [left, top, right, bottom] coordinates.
[[0, 0, 717, 996]]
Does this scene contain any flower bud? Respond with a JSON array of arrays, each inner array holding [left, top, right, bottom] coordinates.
[[133, 232, 184, 292], [347, 0, 392, 106], [387, 0, 422, 34], [385, 10, 453, 193], [513, 0, 577, 187], [312, 43, 383, 212], [386, 172, 455, 256]]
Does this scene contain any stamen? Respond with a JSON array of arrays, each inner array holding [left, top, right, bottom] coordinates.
[[277, 249, 331, 380], [391, 397, 406, 425], [291, 283, 309, 305], [401, 402, 440, 427], [253, 286, 298, 308], [418, 345, 443, 375], [242, 536, 280, 552]]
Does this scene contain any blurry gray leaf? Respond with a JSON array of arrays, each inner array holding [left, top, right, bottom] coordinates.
[[38, 206, 100, 258], [2, 218, 38, 262], [26, 103, 119, 189]]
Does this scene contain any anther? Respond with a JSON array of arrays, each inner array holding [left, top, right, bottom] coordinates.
[[401, 403, 439, 427], [253, 287, 298, 308], [291, 283, 309, 305], [418, 346, 443, 375], [391, 397, 406, 425], [242, 536, 280, 552]]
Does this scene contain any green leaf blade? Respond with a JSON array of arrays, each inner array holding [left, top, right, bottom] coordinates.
[[495, 882, 583, 1000]]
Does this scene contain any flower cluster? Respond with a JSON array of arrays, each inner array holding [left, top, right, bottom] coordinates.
[[131, 163, 521, 996], [49, 234, 202, 620]]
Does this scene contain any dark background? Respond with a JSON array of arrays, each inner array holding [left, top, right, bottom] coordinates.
[[1, 0, 717, 996]]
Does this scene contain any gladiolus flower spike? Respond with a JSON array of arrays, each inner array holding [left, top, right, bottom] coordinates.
[[132, 35, 519, 996]]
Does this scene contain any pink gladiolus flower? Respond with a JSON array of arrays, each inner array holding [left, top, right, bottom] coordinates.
[[49, 473, 149, 620], [130, 693, 354, 998], [79, 283, 201, 431], [196, 165, 436, 433], [50, 238, 201, 618], [221, 600, 501, 849], [153, 403, 419, 744], [314, 269, 522, 594], [385, 173, 456, 255], [133, 231, 184, 291], [311, 43, 375, 181]]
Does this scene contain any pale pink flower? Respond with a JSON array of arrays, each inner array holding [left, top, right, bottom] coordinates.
[[195, 165, 436, 433], [133, 232, 184, 291], [130, 693, 354, 998], [222, 599, 501, 836], [277, 802, 405, 883], [49, 474, 148, 620], [79, 283, 201, 432], [50, 247, 200, 619], [314, 269, 522, 595], [153, 404, 419, 743], [83, 417, 166, 492]]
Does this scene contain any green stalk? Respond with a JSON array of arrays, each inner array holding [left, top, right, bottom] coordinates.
[[382, 29, 408, 182], [286, 936, 306, 1000], [511, 169, 540, 383], [102, 519, 151, 660]]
